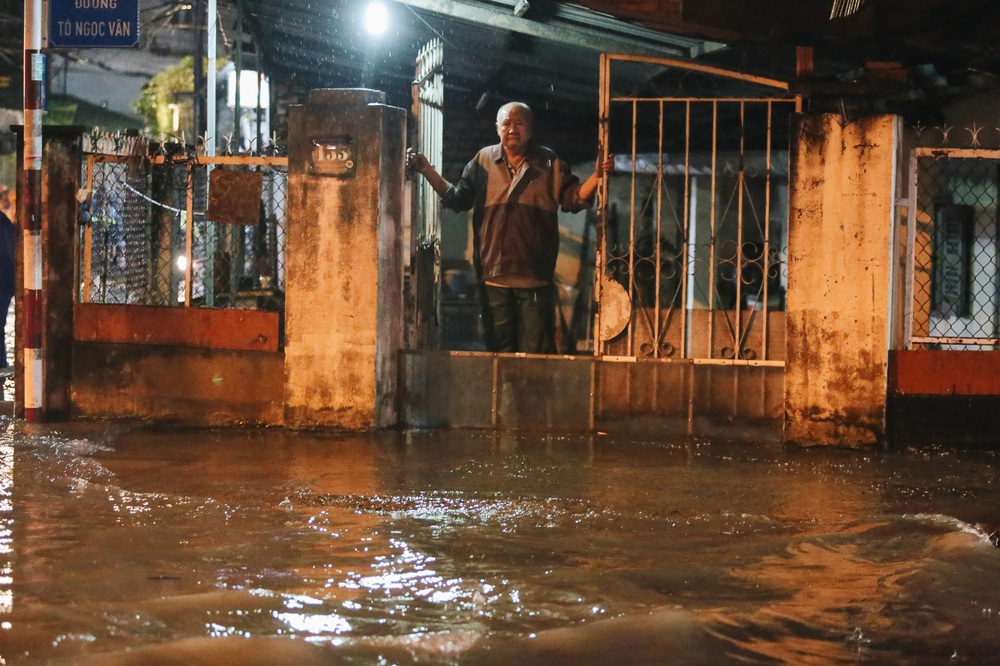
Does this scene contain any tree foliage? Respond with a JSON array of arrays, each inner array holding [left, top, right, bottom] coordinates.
[[134, 56, 196, 136]]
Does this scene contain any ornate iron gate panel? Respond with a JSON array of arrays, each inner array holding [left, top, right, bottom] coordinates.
[[595, 54, 798, 364]]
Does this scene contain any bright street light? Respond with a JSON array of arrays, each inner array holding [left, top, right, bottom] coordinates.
[[364, 2, 388, 36]]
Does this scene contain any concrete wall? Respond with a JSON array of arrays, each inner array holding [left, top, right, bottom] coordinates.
[[400, 351, 784, 441], [785, 114, 899, 446], [284, 89, 406, 429]]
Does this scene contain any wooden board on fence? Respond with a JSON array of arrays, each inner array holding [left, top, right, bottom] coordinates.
[[74, 303, 280, 353], [206, 169, 263, 225]]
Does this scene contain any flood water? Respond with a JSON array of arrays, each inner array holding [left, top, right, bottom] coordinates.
[[2, 421, 999, 665]]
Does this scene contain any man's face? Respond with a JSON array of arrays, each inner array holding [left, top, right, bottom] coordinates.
[[496, 105, 532, 154]]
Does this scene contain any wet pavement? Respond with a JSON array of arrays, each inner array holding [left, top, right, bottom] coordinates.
[[1, 421, 1000, 664], [2, 303, 12, 404]]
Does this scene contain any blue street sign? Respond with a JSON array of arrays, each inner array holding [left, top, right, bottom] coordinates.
[[49, 0, 140, 48]]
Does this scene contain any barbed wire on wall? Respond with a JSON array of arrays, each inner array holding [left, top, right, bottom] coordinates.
[[82, 129, 287, 159], [908, 121, 1000, 150]]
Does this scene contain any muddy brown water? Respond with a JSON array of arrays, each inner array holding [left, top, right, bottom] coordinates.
[[1, 421, 999, 664]]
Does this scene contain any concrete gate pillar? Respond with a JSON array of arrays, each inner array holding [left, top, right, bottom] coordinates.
[[784, 114, 900, 446], [285, 89, 406, 429]]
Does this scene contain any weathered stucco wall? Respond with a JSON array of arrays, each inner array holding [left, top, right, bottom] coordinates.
[[284, 89, 405, 430], [785, 114, 899, 446]]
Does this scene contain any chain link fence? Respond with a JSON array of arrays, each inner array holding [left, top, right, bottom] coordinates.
[[908, 149, 1000, 348], [80, 133, 287, 312]]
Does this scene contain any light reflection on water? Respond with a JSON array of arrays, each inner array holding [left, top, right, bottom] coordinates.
[[1, 437, 11, 625], [0, 422, 999, 664]]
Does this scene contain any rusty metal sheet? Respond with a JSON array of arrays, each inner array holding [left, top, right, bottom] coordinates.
[[74, 303, 281, 352], [206, 169, 263, 225], [72, 343, 285, 426], [889, 350, 1000, 396]]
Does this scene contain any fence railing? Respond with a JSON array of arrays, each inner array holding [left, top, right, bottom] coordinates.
[[80, 134, 287, 312], [906, 147, 1000, 349]]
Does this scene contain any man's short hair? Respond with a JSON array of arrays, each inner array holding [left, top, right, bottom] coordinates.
[[496, 101, 533, 126]]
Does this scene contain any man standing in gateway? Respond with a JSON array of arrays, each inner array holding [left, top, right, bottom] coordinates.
[[408, 101, 612, 354]]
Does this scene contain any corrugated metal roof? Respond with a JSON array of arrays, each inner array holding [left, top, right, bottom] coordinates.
[[216, 0, 724, 115]]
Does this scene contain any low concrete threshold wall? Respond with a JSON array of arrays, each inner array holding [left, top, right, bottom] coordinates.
[[66, 343, 782, 440], [400, 351, 784, 442]]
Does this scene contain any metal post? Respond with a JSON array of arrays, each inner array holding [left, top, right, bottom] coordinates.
[[627, 100, 638, 355], [709, 101, 718, 357], [256, 62, 264, 151], [205, 0, 217, 307], [735, 101, 746, 355], [593, 53, 610, 356], [762, 101, 773, 360], [22, 0, 44, 422], [685, 175, 698, 357], [207, 0, 217, 156], [234, 0, 244, 147], [192, 0, 205, 144], [654, 101, 663, 357], [681, 100, 691, 357], [184, 165, 194, 306]]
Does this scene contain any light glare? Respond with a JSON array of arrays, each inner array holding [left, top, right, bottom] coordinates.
[[364, 2, 388, 36]]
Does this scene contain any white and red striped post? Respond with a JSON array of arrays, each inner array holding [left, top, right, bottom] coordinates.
[[22, 0, 44, 422]]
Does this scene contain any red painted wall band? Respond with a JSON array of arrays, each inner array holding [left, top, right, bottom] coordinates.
[[22, 289, 42, 349], [24, 169, 41, 231]]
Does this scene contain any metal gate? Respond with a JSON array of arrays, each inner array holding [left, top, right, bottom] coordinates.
[[408, 38, 445, 348], [595, 54, 800, 364]]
